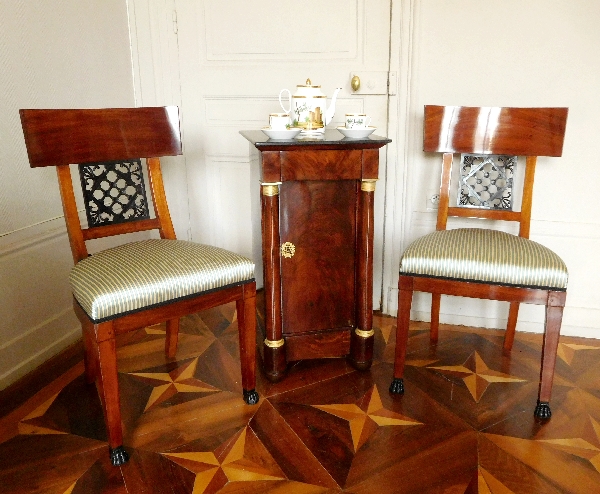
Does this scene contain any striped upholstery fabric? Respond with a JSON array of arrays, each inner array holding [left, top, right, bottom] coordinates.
[[400, 228, 568, 290], [70, 239, 255, 322]]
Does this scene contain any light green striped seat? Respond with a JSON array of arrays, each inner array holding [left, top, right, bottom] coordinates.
[[69, 239, 255, 322], [400, 228, 568, 290]]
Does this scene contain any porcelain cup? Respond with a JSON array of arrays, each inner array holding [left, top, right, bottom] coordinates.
[[269, 113, 290, 130], [345, 113, 371, 129]]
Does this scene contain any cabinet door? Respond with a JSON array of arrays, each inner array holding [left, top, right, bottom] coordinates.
[[279, 180, 357, 335]]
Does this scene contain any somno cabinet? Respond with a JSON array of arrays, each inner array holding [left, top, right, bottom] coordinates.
[[241, 130, 391, 381]]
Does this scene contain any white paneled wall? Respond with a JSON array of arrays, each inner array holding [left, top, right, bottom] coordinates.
[[0, 1, 135, 388], [2, 0, 600, 391], [385, 0, 600, 338]]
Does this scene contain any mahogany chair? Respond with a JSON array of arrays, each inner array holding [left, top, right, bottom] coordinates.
[[390, 105, 568, 420], [20, 107, 259, 466]]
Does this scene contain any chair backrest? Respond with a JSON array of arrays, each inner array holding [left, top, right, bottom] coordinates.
[[20, 106, 183, 263], [423, 105, 568, 238]]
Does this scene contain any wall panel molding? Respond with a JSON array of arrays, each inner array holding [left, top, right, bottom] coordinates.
[[0, 217, 67, 259], [0, 222, 79, 390], [409, 213, 600, 241], [202, 0, 361, 62], [204, 154, 252, 257]]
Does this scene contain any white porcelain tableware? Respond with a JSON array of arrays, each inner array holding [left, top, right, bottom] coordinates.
[[345, 113, 371, 129], [261, 127, 302, 140], [269, 113, 291, 130], [279, 78, 342, 132], [336, 126, 376, 139]]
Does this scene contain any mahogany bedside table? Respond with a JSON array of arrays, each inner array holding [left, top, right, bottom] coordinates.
[[241, 129, 391, 381]]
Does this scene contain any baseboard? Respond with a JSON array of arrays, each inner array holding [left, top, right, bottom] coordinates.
[[0, 338, 84, 418], [0, 309, 81, 389]]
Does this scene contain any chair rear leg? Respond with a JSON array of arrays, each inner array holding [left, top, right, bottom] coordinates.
[[430, 293, 441, 343], [504, 302, 519, 351], [165, 318, 180, 358], [95, 323, 129, 466], [237, 282, 259, 405], [534, 293, 566, 420], [82, 322, 98, 384], [390, 276, 414, 394]]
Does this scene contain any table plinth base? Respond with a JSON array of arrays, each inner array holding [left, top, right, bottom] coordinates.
[[260, 324, 373, 381]]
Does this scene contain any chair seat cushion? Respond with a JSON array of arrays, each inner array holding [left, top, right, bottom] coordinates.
[[69, 239, 255, 322], [400, 228, 568, 290]]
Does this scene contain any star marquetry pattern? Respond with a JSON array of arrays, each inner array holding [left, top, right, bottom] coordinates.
[[312, 385, 422, 452], [477, 466, 514, 493], [406, 358, 440, 367], [378, 322, 394, 344], [538, 415, 600, 473], [428, 352, 526, 402], [557, 343, 600, 366], [129, 357, 219, 411], [145, 327, 169, 335], [374, 315, 427, 346], [62, 483, 76, 494], [18, 392, 67, 435], [163, 427, 285, 493]]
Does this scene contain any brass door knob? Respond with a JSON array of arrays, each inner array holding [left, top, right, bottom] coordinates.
[[351, 75, 360, 92]]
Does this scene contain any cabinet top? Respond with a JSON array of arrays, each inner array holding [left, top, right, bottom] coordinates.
[[240, 129, 391, 151]]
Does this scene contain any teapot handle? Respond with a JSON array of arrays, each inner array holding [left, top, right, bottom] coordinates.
[[279, 89, 291, 114]]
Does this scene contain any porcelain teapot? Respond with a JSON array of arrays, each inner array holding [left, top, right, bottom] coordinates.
[[279, 79, 342, 131]]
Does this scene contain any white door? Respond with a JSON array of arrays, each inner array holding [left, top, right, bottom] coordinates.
[[133, 0, 393, 308]]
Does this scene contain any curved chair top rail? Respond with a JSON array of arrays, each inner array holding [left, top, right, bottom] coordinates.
[[423, 105, 568, 157], [20, 106, 182, 168]]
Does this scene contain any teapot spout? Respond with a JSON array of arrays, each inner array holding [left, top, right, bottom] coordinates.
[[324, 87, 342, 126]]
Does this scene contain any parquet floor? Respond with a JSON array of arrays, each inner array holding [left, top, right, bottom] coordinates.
[[2, 299, 600, 493]]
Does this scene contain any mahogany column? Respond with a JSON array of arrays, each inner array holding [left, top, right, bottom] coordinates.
[[350, 178, 376, 370], [260, 182, 286, 381]]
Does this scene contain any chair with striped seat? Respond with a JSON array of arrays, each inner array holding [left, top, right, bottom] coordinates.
[[389, 105, 568, 419], [20, 107, 259, 466]]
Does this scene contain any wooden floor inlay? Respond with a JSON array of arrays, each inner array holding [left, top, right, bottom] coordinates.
[[1, 302, 600, 492]]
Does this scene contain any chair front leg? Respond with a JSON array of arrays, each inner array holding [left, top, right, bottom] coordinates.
[[535, 291, 566, 420], [74, 300, 98, 384], [81, 321, 98, 384], [237, 282, 259, 405], [390, 276, 414, 395], [95, 322, 129, 466]]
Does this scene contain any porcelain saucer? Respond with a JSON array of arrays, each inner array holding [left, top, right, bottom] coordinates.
[[261, 127, 302, 139], [336, 126, 376, 138]]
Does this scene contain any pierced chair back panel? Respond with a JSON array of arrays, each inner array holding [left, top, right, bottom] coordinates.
[[457, 154, 516, 210], [79, 160, 151, 228]]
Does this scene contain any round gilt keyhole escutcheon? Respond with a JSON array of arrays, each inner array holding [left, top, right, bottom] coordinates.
[[281, 242, 296, 258]]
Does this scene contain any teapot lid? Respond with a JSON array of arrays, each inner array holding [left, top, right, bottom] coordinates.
[[297, 78, 321, 88]]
